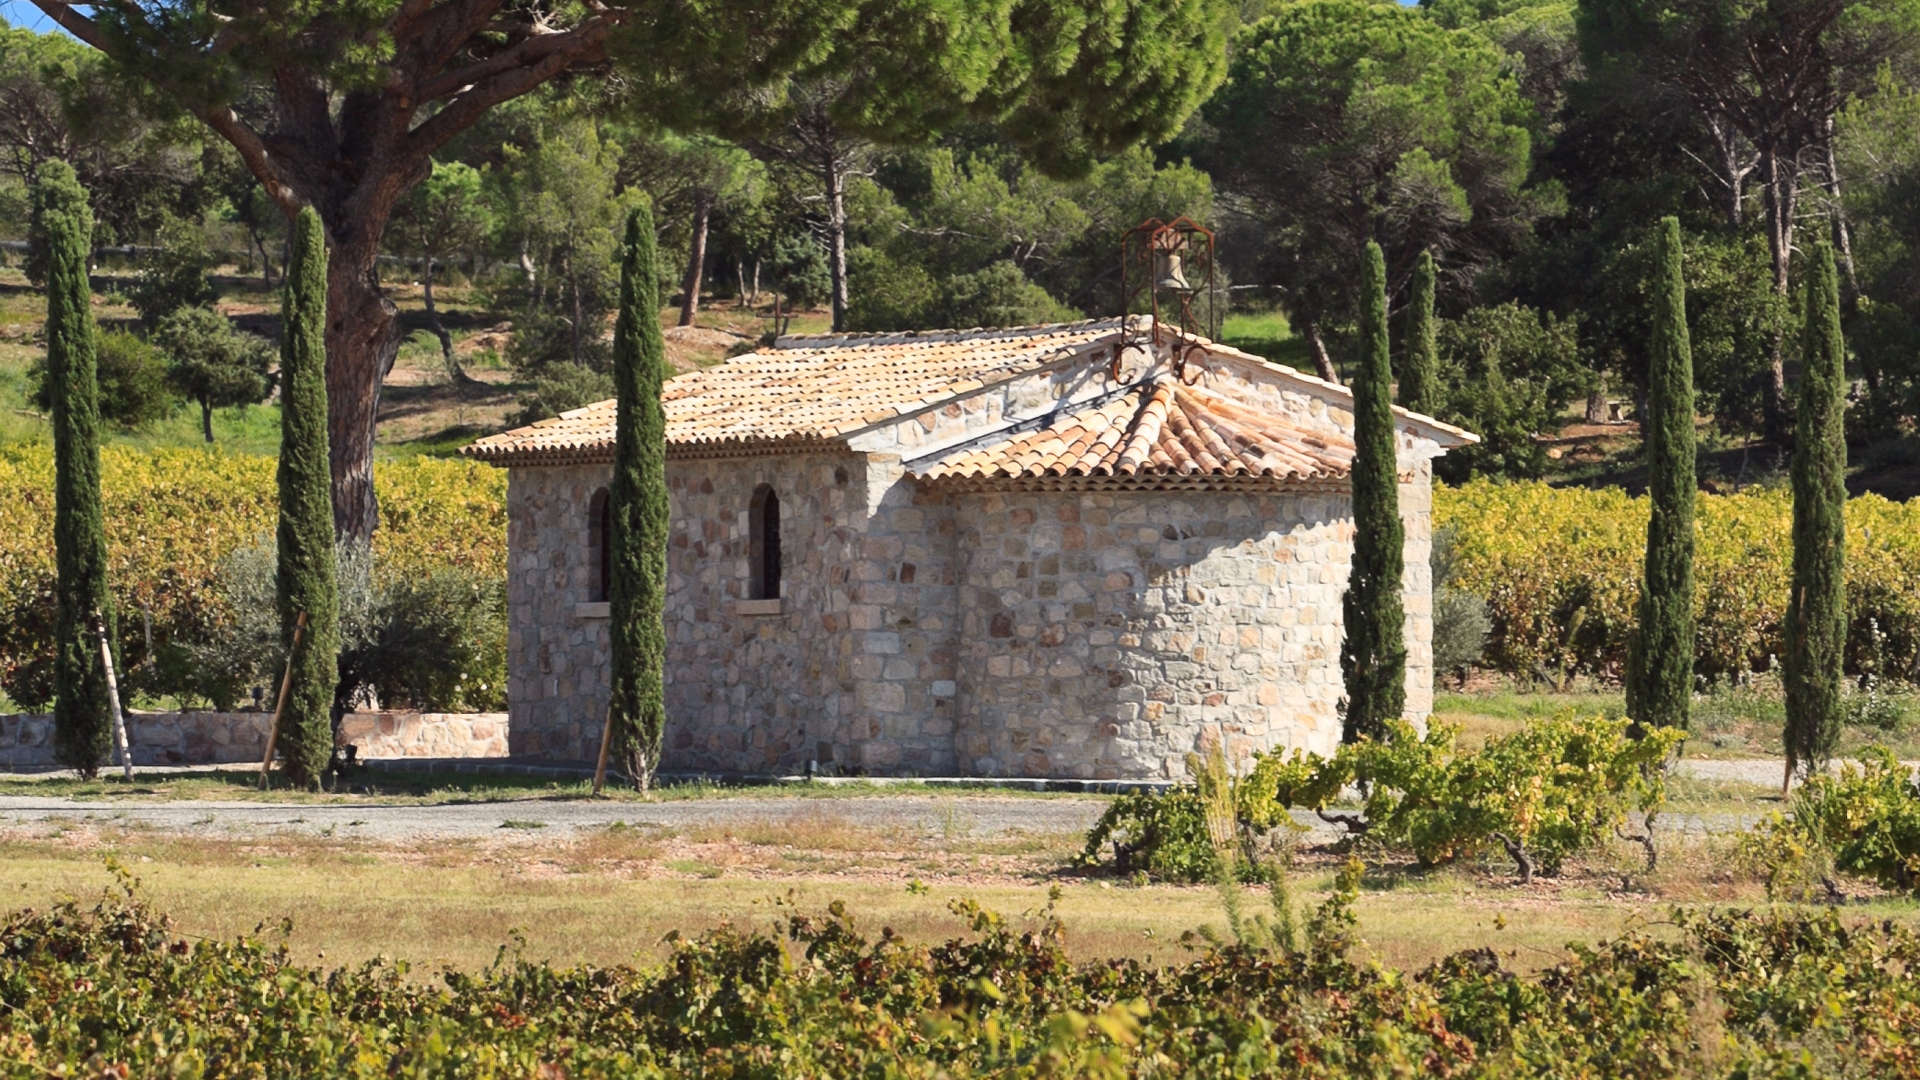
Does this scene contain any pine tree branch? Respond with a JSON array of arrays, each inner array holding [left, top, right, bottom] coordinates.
[[197, 106, 303, 218], [24, 1, 113, 52], [407, 17, 619, 156], [415, 8, 619, 102]]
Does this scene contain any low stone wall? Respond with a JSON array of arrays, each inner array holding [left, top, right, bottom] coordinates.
[[336, 712, 509, 760], [1, 710, 508, 770]]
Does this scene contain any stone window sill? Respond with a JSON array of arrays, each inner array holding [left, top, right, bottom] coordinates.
[[574, 601, 611, 619], [736, 598, 784, 616]]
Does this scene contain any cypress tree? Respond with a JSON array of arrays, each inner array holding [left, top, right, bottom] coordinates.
[[608, 204, 670, 793], [274, 208, 341, 789], [38, 161, 114, 777], [1341, 241, 1407, 743], [1400, 248, 1439, 416], [1626, 217, 1697, 732], [1784, 241, 1848, 784]]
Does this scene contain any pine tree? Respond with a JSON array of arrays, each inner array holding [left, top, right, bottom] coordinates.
[[1400, 248, 1439, 416], [274, 208, 341, 789], [608, 205, 670, 792], [1626, 217, 1697, 732], [1784, 241, 1848, 784], [1341, 241, 1407, 743], [38, 161, 114, 777]]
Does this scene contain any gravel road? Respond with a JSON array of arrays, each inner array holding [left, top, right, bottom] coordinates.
[[0, 758, 1865, 845], [0, 793, 1114, 842]]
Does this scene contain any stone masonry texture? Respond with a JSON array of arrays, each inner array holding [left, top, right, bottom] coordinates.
[[2, 710, 506, 770]]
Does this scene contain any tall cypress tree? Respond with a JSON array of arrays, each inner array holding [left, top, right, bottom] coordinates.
[[1626, 217, 1697, 732], [1341, 241, 1407, 743], [609, 204, 670, 793], [1784, 241, 1848, 784], [275, 208, 341, 790], [1400, 248, 1439, 416], [38, 161, 114, 777]]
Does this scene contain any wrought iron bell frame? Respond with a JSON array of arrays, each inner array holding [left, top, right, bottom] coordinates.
[[1114, 217, 1219, 385]]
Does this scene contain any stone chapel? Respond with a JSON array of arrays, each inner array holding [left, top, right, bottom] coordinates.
[[463, 317, 1474, 780]]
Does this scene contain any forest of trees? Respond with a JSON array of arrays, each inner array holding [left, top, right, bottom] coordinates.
[[4, 0, 1919, 494]]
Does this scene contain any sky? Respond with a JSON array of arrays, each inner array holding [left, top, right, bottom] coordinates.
[[0, 2, 64, 34]]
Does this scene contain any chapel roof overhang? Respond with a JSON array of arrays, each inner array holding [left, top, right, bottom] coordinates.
[[460, 317, 1476, 474]]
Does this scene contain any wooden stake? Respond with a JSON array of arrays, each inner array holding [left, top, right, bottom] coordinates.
[[592, 702, 615, 796], [259, 612, 308, 790], [92, 615, 132, 781]]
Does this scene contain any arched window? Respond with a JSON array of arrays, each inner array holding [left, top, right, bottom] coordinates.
[[588, 487, 611, 603], [749, 484, 781, 601]]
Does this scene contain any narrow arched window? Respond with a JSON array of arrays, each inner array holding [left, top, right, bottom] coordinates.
[[749, 484, 781, 601], [588, 487, 611, 603]]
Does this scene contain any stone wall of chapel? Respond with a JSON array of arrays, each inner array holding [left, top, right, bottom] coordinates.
[[948, 474, 1434, 781], [506, 462, 616, 760], [659, 451, 869, 774], [504, 439, 1435, 778]]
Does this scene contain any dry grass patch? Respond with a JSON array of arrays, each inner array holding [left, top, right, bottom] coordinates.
[[8, 815, 1911, 982]]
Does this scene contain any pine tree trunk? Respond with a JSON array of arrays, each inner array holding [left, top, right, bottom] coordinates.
[[256, 232, 273, 290], [322, 227, 401, 543], [38, 162, 113, 778], [201, 399, 215, 443], [1784, 241, 1848, 786], [1399, 250, 1438, 415], [1340, 243, 1407, 744], [825, 157, 849, 333], [566, 245, 584, 367], [1626, 218, 1697, 733], [422, 255, 458, 379], [609, 206, 670, 793], [1760, 145, 1799, 439], [1303, 317, 1339, 385], [277, 208, 344, 791], [680, 194, 711, 327]]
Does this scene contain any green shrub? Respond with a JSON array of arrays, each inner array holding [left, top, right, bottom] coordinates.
[[28, 330, 177, 430], [1433, 303, 1589, 482], [1430, 524, 1491, 680], [1738, 746, 1920, 897], [511, 361, 615, 426], [1087, 714, 1681, 883], [1081, 788, 1219, 882], [167, 538, 504, 713], [126, 217, 219, 325], [768, 234, 831, 310], [1342, 716, 1679, 880], [354, 568, 508, 712]]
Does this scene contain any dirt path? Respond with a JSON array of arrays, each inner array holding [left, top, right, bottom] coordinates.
[[0, 793, 1112, 843]]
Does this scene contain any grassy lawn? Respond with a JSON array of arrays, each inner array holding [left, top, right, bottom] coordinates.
[[1220, 308, 1315, 371]]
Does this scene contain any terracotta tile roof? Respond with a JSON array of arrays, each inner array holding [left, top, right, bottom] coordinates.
[[916, 378, 1356, 486], [461, 320, 1120, 464], [461, 318, 1474, 468]]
